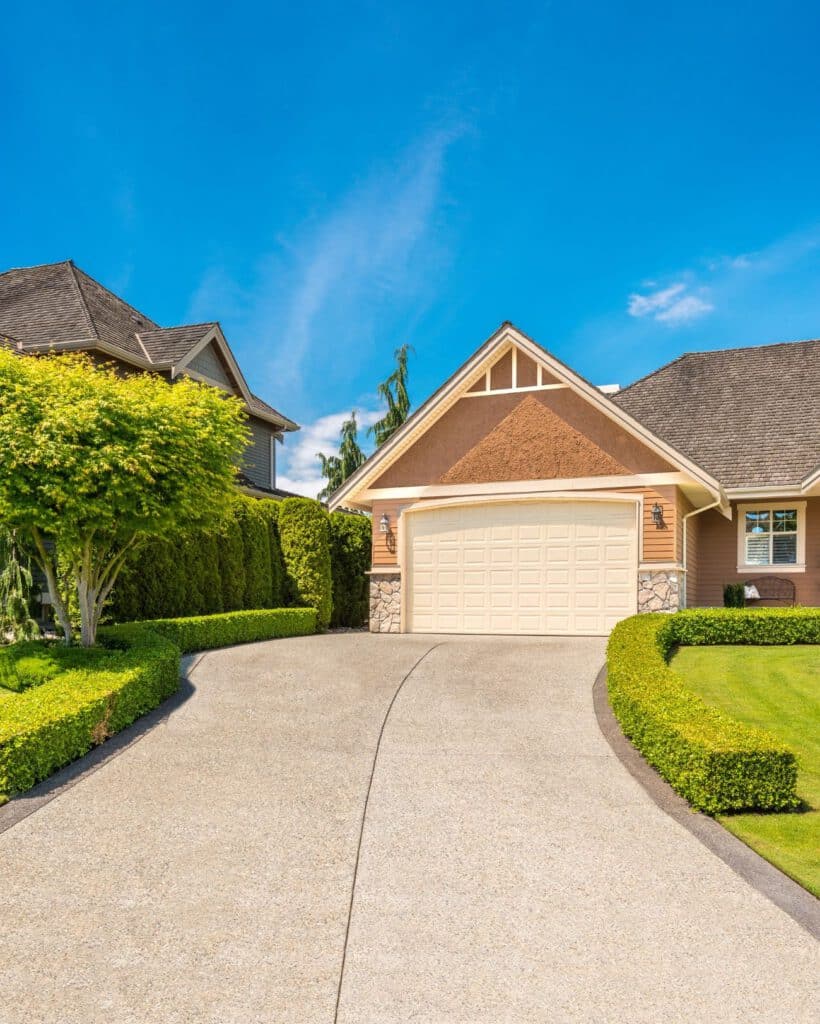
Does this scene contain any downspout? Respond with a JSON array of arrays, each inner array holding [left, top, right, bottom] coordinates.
[[681, 499, 722, 608]]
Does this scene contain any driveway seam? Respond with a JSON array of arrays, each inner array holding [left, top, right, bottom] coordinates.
[[593, 664, 820, 939], [333, 641, 445, 1024]]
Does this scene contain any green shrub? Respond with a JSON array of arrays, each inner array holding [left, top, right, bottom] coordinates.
[[723, 583, 745, 608], [606, 610, 808, 814], [216, 513, 246, 612], [328, 511, 371, 627], [234, 495, 274, 609], [0, 625, 179, 800], [197, 532, 224, 616], [257, 500, 285, 607], [277, 498, 332, 629], [141, 607, 317, 654]]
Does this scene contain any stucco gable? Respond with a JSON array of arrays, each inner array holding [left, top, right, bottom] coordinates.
[[440, 395, 630, 483]]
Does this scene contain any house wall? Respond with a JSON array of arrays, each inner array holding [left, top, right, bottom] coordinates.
[[371, 483, 682, 568], [243, 418, 275, 490], [693, 497, 820, 606], [188, 342, 233, 387]]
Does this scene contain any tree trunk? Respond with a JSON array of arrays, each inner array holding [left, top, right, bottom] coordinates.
[[30, 528, 72, 644], [77, 574, 98, 647]]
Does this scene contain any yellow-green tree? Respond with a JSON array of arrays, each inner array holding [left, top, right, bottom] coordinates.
[[0, 351, 248, 646]]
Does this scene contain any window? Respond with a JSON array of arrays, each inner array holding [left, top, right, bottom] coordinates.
[[737, 502, 806, 572]]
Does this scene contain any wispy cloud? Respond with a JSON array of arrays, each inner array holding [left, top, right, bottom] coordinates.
[[277, 408, 382, 499], [628, 282, 713, 325], [188, 122, 467, 415]]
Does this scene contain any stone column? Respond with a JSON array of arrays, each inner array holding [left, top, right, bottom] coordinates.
[[637, 570, 681, 613], [368, 571, 402, 633]]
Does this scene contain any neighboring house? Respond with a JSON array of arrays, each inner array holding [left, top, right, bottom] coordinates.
[[329, 323, 819, 635], [0, 260, 299, 496]]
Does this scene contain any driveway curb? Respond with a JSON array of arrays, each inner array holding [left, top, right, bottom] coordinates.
[[593, 664, 820, 940]]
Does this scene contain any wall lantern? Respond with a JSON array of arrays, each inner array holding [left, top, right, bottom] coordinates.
[[379, 512, 391, 534], [651, 503, 666, 529]]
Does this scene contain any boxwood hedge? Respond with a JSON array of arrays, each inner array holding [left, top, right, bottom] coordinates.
[[0, 607, 318, 802], [140, 607, 317, 654], [605, 609, 819, 814]]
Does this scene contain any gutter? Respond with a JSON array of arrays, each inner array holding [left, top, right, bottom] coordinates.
[[681, 499, 723, 607]]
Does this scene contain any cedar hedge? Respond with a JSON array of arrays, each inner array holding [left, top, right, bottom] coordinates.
[[277, 498, 333, 630], [0, 608, 318, 801], [605, 609, 817, 814], [107, 494, 351, 629], [328, 511, 371, 627], [140, 607, 317, 654]]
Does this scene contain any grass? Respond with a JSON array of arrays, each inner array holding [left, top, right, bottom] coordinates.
[[672, 645, 820, 897]]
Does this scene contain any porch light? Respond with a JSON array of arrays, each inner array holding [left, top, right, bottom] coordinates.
[[651, 503, 666, 529], [379, 512, 390, 533]]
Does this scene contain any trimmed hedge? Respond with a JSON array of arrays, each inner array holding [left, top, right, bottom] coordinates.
[[328, 511, 371, 628], [277, 498, 333, 630], [257, 500, 285, 607], [234, 495, 274, 610], [0, 607, 319, 801], [0, 624, 179, 800], [140, 607, 317, 654], [605, 609, 816, 814]]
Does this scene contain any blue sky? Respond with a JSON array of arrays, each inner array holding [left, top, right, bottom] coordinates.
[[4, 1, 820, 494]]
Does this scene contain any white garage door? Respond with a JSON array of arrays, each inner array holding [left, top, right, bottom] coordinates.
[[406, 500, 637, 636]]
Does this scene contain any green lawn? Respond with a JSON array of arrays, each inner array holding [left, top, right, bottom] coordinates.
[[672, 645, 820, 897]]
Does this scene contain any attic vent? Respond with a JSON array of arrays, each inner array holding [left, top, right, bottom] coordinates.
[[130, 314, 144, 326], [597, 384, 620, 394]]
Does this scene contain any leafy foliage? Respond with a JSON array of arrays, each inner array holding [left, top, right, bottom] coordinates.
[[0, 350, 248, 645], [277, 498, 333, 629], [141, 607, 317, 654], [233, 495, 274, 609], [0, 528, 39, 642], [256, 500, 285, 607], [318, 411, 366, 501], [370, 343, 412, 447], [328, 511, 371, 627], [605, 610, 816, 813], [723, 583, 745, 608]]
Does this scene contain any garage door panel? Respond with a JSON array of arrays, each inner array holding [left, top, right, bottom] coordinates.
[[407, 501, 637, 636]]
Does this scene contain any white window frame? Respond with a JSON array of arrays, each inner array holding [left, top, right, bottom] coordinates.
[[736, 501, 806, 573]]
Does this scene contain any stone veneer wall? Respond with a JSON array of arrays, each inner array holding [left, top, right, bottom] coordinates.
[[637, 570, 681, 613], [369, 572, 402, 633]]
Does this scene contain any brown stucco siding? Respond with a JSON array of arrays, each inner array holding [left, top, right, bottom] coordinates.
[[693, 497, 820, 606], [371, 390, 675, 488], [491, 350, 512, 389], [439, 395, 630, 483]]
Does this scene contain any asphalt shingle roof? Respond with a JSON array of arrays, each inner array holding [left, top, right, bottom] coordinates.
[[0, 260, 298, 431], [613, 339, 820, 488], [137, 323, 217, 364]]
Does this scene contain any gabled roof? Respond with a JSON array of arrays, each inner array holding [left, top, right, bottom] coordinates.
[[137, 323, 218, 363], [0, 260, 298, 432], [613, 339, 820, 490], [329, 322, 727, 511]]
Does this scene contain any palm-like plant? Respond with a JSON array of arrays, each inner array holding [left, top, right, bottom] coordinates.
[[370, 344, 412, 447]]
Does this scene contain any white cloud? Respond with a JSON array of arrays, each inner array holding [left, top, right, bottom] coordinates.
[[627, 283, 686, 318], [655, 294, 714, 324], [277, 407, 381, 498], [627, 282, 713, 325]]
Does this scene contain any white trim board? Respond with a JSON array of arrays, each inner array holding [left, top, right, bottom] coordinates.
[[329, 323, 727, 514]]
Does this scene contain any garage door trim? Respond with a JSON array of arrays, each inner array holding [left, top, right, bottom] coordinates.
[[400, 491, 642, 634]]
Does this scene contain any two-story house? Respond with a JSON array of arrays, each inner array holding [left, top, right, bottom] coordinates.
[[0, 260, 299, 495]]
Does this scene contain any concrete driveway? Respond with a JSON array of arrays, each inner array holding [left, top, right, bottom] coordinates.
[[1, 634, 817, 1023]]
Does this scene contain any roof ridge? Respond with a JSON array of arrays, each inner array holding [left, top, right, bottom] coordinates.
[[66, 260, 99, 340], [141, 321, 219, 333], [684, 337, 820, 357], [0, 258, 76, 278], [71, 264, 159, 332], [612, 352, 689, 395]]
